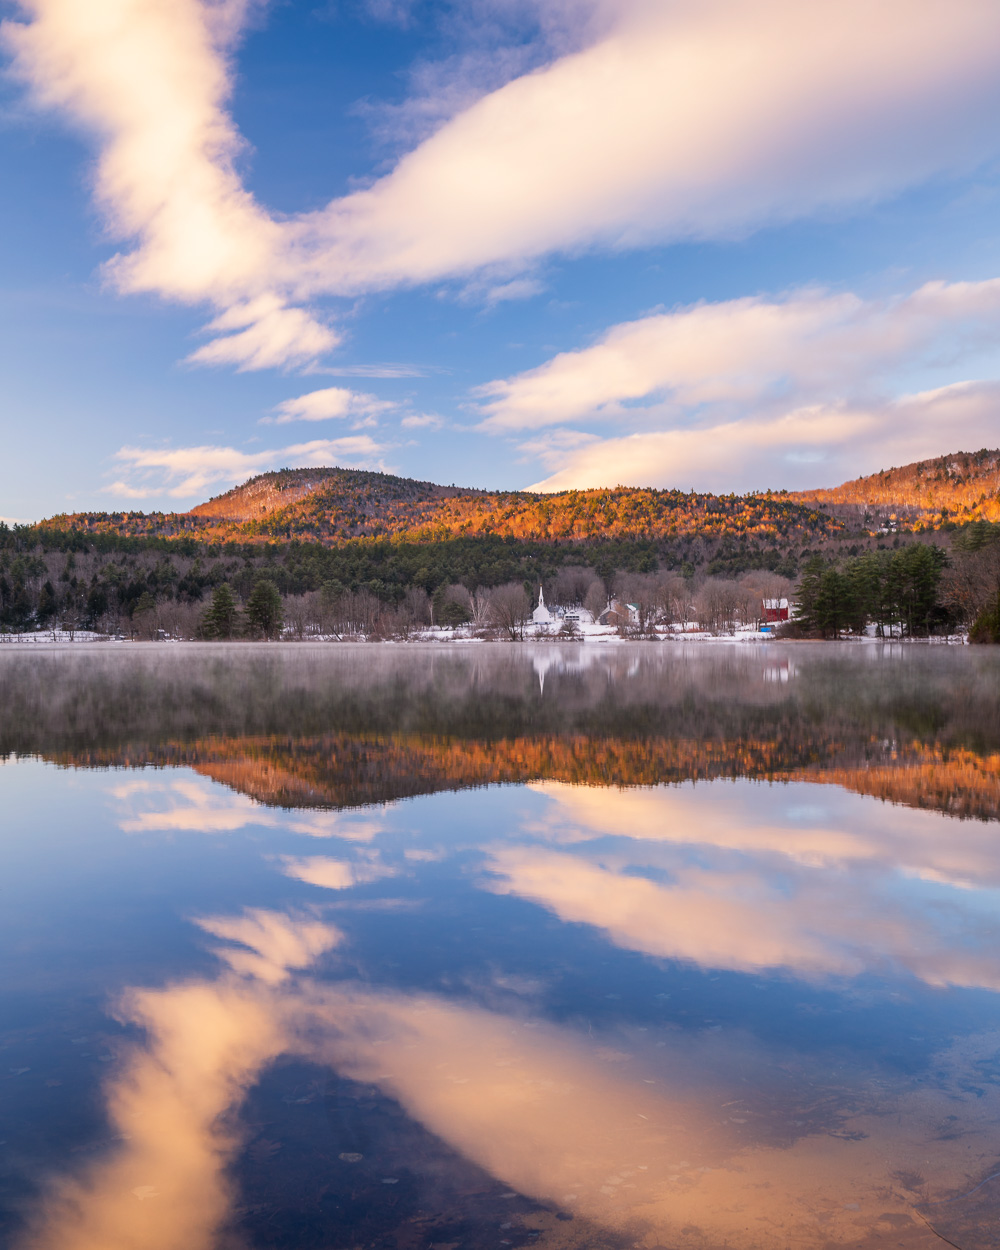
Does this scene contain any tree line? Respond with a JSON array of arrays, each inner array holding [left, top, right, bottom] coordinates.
[[792, 531, 1000, 639]]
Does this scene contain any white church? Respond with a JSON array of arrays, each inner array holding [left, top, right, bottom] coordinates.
[[531, 585, 553, 627]]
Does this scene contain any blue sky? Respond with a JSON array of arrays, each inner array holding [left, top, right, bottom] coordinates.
[[3, 0, 1000, 521]]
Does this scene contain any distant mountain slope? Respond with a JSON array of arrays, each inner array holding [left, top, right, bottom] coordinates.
[[37, 467, 844, 547], [792, 448, 1000, 528]]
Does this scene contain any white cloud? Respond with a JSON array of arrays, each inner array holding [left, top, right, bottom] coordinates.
[[315, 363, 428, 378], [485, 781, 1000, 989], [1, 0, 306, 367], [109, 435, 391, 499], [478, 278, 1000, 432], [525, 381, 1000, 493], [465, 276, 1000, 490], [269, 386, 397, 424], [297, 0, 1000, 291], [285, 811, 387, 841], [8, 0, 1000, 367], [399, 412, 444, 429], [188, 296, 339, 371]]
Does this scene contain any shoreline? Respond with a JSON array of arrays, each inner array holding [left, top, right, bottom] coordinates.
[[0, 629, 971, 648]]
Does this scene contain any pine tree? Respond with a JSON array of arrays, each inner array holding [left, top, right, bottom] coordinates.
[[794, 556, 825, 633], [245, 578, 283, 639], [201, 582, 239, 639]]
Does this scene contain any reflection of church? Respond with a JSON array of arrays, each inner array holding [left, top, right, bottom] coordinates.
[[532, 585, 553, 627]]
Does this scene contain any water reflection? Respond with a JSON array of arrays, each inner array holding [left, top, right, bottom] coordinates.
[[483, 781, 1000, 988], [17, 904, 1000, 1250], [4, 644, 1000, 1250]]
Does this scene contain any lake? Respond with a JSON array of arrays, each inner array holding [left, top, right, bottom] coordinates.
[[2, 641, 1000, 1250]]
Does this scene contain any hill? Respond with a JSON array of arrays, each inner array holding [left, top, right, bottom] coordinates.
[[38, 466, 842, 548], [34, 450, 1000, 551], [4, 450, 997, 639], [792, 448, 1000, 529]]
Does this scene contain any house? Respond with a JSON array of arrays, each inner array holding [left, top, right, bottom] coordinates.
[[598, 599, 640, 628], [762, 597, 790, 623]]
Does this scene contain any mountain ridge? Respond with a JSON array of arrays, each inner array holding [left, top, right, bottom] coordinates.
[[34, 467, 843, 547], [26, 448, 1000, 549]]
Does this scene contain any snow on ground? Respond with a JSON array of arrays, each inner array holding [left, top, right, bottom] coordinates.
[[0, 624, 968, 645]]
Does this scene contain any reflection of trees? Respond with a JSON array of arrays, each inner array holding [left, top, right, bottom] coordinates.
[[40, 734, 1000, 822], [4, 645, 1000, 819]]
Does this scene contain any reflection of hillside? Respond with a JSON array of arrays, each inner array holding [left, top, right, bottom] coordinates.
[[808, 750, 1000, 819], [48, 734, 1000, 821]]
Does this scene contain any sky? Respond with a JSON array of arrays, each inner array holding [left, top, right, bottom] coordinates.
[[3, 0, 1000, 521]]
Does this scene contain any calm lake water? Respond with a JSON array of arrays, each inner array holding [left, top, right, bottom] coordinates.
[[2, 641, 1000, 1250]]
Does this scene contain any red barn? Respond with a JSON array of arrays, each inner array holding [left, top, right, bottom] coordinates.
[[762, 597, 790, 624]]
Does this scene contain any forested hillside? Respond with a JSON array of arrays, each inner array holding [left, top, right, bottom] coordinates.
[[41, 466, 842, 547], [2, 454, 998, 638], [792, 448, 1000, 527]]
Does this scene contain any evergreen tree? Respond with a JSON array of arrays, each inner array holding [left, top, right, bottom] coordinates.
[[794, 556, 825, 633], [37, 581, 58, 626], [201, 583, 240, 639], [245, 578, 283, 639], [888, 544, 947, 636], [814, 569, 856, 638]]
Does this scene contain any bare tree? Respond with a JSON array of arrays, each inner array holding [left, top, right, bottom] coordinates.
[[660, 573, 693, 627], [583, 579, 607, 623], [283, 593, 315, 640], [552, 566, 594, 607], [488, 582, 530, 640], [403, 586, 431, 627], [694, 578, 742, 634], [157, 599, 203, 640], [943, 543, 1000, 626]]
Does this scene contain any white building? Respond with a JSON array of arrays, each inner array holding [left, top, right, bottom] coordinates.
[[532, 585, 553, 627]]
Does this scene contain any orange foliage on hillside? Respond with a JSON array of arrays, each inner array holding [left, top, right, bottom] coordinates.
[[49, 732, 1000, 822], [37, 466, 842, 546], [792, 448, 1000, 529]]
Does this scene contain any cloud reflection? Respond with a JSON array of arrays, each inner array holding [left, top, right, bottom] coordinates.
[[485, 782, 1000, 990], [279, 854, 399, 891], [18, 903, 1000, 1250], [109, 777, 388, 844], [196, 908, 343, 984], [109, 777, 278, 835]]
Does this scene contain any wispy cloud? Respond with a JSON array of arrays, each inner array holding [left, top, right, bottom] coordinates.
[[400, 412, 444, 430], [464, 275, 1000, 490], [525, 382, 1000, 493], [312, 363, 429, 378], [110, 777, 278, 834], [268, 386, 397, 424], [7, 0, 1000, 368], [300, 0, 1000, 292], [478, 278, 1000, 432], [188, 296, 340, 371], [108, 435, 392, 500]]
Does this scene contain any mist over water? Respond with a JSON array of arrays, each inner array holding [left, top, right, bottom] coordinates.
[[2, 643, 1000, 1250]]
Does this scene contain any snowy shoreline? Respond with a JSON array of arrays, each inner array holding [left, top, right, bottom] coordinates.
[[0, 626, 970, 647]]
